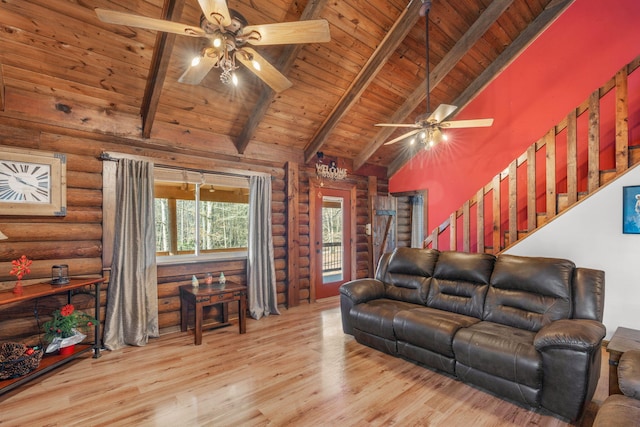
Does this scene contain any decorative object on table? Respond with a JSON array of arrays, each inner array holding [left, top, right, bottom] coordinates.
[[204, 273, 213, 286], [51, 264, 69, 285], [9, 255, 32, 295], [191, 274, 199, 288], [622, 185, 640, 234], [42, 304, 98, 354], [0, 147, 67, 216], [219, 272, 226, 288], [0, 342, 43, 380]]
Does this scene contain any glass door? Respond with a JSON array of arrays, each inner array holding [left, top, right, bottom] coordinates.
[[314, 188, 352, 299]]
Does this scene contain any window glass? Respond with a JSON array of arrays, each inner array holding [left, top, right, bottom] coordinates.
[[154, 174, 249, 259]]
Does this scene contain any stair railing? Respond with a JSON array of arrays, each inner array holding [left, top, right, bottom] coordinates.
[[425, 56, 640, 254]]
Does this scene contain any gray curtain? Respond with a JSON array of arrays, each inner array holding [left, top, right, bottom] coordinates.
[[411, 195, 425, 248], [103, 158, 159, 350], [247, 175, 280, 320]]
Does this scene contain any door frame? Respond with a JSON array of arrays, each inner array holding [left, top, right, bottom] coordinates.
[[309, 179, 357, 302]]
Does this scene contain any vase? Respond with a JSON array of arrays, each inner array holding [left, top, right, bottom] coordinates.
[[59, 344, 75, 356], [12, 281, 23, 295]]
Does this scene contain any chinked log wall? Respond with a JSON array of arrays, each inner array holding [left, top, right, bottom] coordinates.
[[426, 56, 640, 254], [0, 119, 388, 344]]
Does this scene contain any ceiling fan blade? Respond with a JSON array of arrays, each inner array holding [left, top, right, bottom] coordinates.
[[178, 50, 219, 85], [198, 0, 231, 27], [240, 20, 331, 46], [95, 8, 206, 37], [384, 129, 423, 145], [236, 48, 293, 93], [440, 118, 494, 129], [375, 123, 421, 128], [428, 104, 458, 124]]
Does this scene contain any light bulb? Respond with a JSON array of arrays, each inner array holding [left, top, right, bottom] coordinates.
[[442, 132, 448, 141], [252, 60, 261, 71], [428, 139, 435, 147], [191, 56, 201, 67], [232, 73, 238, 86], [213, 38, 222, 48], [410, 138, 416, 145]]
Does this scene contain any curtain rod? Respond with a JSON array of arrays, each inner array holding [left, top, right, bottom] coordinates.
[[99, 152, 268, 179]]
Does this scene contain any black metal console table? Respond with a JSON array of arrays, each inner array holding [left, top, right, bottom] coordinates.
[[0, 277, 103, 395]]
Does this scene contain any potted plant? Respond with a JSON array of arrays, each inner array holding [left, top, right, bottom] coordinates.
[[43, 304, 97, 355]]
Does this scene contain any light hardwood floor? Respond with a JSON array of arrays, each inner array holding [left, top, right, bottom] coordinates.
[[0, 297, 607, 426]]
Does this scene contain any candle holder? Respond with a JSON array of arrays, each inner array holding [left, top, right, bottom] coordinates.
[[51, 264, 69, 285]]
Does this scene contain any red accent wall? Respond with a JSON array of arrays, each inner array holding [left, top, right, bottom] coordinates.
[[389, 0, 640, 234]]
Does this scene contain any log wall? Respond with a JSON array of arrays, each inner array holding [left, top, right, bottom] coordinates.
[[0, 118, 389, 344]]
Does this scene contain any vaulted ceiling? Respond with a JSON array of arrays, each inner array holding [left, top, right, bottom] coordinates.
[[0, 0, 573, 176]]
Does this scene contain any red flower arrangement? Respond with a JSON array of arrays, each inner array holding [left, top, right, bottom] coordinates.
[[43, 304, 97, 342], [10, 255, 32, 281]]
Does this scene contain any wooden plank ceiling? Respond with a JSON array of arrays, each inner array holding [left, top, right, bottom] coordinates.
[[0, 0, 569, 175]]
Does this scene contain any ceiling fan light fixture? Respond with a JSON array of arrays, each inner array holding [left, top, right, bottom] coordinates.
[[213, 37, 222, 48], [231, 73, 239, 86]]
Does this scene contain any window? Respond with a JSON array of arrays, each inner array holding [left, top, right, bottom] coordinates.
[[154, 168, 249, 260]]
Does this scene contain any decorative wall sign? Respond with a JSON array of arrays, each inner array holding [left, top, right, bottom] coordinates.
[[622, 185, 640, 234], [0, 147, 67, 216]]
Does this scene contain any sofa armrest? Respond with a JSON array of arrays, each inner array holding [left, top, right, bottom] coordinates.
[[339, 279, 385, 335], [619, 349, 640, 399], [534, 319, 606, 420], [339, 278, 385, 304], [534, 319, 606, 352]]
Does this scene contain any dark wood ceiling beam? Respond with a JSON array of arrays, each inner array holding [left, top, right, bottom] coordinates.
[[386, 0, 575, 176], [301, 0, 423, 164], [140, 0, 185, 139], [354, 0, 516, 171], [234, 0, 328, 154]]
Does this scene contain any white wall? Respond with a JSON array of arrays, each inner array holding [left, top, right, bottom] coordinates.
[[505, 165, 640, 339]]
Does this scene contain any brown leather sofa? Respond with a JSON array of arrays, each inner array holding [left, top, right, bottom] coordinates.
[[339, 248, 606, 421], [593, 349, 640, 426]]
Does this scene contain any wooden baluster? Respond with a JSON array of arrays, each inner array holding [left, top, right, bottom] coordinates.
[[545, 129, 556, 219], [588, 90, 601, 192], [567, 110, 578, 206], [615, 68, 629, 173]]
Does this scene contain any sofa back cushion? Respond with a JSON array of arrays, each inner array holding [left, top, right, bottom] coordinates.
[[484, 254, 574, 331], [383, 247, 439, 305], [427, 251, 495, 318]]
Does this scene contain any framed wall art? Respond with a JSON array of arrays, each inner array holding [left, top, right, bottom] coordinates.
[[0, 147, 67, 216], [622, 185, 640, 234]]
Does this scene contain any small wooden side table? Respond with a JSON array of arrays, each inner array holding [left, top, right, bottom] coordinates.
[[606, 326, 640, 395], [179, 282, 247, 345]]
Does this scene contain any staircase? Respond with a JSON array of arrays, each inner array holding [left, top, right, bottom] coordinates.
[[424, 56, 640, 254]]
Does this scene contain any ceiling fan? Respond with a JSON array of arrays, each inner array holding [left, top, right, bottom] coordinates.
[[95, 0, 331, 93], [376, 0, 493, 147]]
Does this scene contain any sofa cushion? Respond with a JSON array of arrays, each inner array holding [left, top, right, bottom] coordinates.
[[350, 299, 422, 340], [452, 321, 542, 389], [394, 307, 480, 357], [428, 251, 495, 318], [383, 247, 439, 305], [593, 394, 640, 427], [484, 255, 574, 331]]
